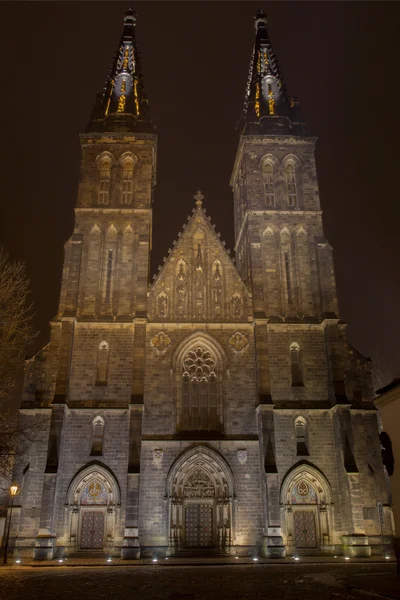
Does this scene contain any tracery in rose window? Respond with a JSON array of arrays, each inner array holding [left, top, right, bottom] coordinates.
[[182, 346, 218, 430]]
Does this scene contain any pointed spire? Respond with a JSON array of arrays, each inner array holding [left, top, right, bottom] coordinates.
[[241, 10, 307, 135], [87, 8, 153, 133]]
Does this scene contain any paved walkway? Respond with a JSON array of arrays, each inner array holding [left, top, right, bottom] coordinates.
[[0, 563, 399, 600]]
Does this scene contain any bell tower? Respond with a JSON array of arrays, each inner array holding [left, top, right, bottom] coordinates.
[[53, 9, 157, 407], [231, 10, 338, 321]]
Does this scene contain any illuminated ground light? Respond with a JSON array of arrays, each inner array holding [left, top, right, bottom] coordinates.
[[344, 557, 350, 561], [107, 557, 112, 563], [385, 556, 391, 560], [252, 557, 258, 562], [235, 556, 239, 560], [15, 559, 21, 564], [165, 557, 169, 561], [152, 558, 158, 563], [58, 559, 64, 563], [294, 556, 300, 561]]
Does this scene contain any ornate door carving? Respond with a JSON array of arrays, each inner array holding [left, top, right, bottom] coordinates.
[[80, 511, 105, 549], [185, 504, 213, 548], [293, 511, 317, 548]]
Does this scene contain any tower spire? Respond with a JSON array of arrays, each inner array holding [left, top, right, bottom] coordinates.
[[87, 8, 153, 133], [241, 10, 307, 135]]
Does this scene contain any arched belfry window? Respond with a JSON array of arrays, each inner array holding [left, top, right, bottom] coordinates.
[[295, 417, 309, 456], [90, 416, 105, 456], [285, 163, 298, 207], [96, 341, 109, 385], [181, 346, 219, 431], [263, 163, 275, 207], [99, 158, 111, 205], [121, 159, 134, 205], [290, 342, 303, 386]]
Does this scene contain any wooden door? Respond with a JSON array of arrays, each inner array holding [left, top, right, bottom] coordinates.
[[80, 511, 105, 549], [293, 511, 317, 548], [185, 504, 213, 548]]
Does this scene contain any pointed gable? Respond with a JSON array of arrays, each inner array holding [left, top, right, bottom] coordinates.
[[149, 191, 251, 322]]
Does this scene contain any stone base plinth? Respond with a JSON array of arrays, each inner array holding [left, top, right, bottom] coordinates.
[[342, 534, 371, 557], [261, 535, 285, 558]]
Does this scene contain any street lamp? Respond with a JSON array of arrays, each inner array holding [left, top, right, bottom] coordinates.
[[3, 484, 20, 565]]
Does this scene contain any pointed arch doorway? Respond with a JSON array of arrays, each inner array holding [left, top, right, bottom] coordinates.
[[67, 466, 120, 553], [166, 447, 235, 553], [280, 464, 333, 554]]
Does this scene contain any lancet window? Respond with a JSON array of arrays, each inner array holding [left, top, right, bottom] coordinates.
[[295, 416, 309, 456], [99, 158, 111, 205], [121, 159, 133, 204], [97, 341, 110, 385], [181, 346, 219, 431], [263, 163, 275, 207], [285, 163, 298, 207], [290, 343, 303, 386], [90, 417, 105, 456]]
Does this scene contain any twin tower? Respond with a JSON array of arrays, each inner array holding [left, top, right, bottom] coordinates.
[[15, 10, 391, 560]]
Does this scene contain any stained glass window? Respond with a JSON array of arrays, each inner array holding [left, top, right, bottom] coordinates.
[[80, 480, 108, 505], [291, 480, 317, 504], [182, 346, 218, 431]]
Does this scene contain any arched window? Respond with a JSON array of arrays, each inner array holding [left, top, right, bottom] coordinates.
[[290, 343, 303, 386], [99, 158, 111, 205], [90, 417, 105, 456], [181, 346, 218, 431], [263, 163, 275, 207], [295, 417, 309, 456], [285, 163, 298, 207], [97, 341, 109, 385], [121, 159, 134, 205]]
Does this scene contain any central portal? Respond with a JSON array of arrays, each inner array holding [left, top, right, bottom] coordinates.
[[167, 447, 234, 553], [185, 504, 213, 547]]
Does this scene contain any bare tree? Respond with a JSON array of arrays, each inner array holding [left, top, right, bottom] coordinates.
[[0, 248, 38, 486]]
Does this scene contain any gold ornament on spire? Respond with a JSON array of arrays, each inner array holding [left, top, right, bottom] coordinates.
[[117, 95, 126, 112], [194, 190, 204, 207], [268, 89, 275, 115]]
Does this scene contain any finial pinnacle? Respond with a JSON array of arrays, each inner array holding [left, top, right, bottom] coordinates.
[[124, 8, 137, 27], [255, 9, 267, 30], [194, 189, 204, 207]]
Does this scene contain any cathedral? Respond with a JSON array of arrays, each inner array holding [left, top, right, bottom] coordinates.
[[13, 9, 393, 560]]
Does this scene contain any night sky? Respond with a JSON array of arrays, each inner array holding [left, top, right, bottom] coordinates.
[[1, 2, 399, 383]]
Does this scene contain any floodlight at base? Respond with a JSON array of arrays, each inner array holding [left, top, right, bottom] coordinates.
[[152, 558, 158, 563], [252, 557, 258, 562], [15, 559, 21, 564], [235, 556, 239, 560], [107, 558, 112, 563], [344, 557, 350, 561], [385, 556, 391, 560], [58, 559, 64, 563], [294, 556, 300, 561]]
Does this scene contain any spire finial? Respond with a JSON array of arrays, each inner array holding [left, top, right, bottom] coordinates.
[[124, 8, 137, 27], [255, 9, 267, 30], [194, 190, 204, 207]]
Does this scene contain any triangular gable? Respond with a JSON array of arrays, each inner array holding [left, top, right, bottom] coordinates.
[[148, 193, 251, 322]]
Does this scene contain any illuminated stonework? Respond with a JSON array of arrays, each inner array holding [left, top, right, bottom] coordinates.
[[15, 9, 391, 564]]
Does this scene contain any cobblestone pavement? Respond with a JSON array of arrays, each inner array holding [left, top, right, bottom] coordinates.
[[0, 563, 397, 600]]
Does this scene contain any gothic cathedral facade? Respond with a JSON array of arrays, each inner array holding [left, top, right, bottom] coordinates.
[[14, 10, 392, 559]]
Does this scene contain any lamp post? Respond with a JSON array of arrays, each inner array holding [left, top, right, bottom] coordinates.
[[3, 484, 20, 565]]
